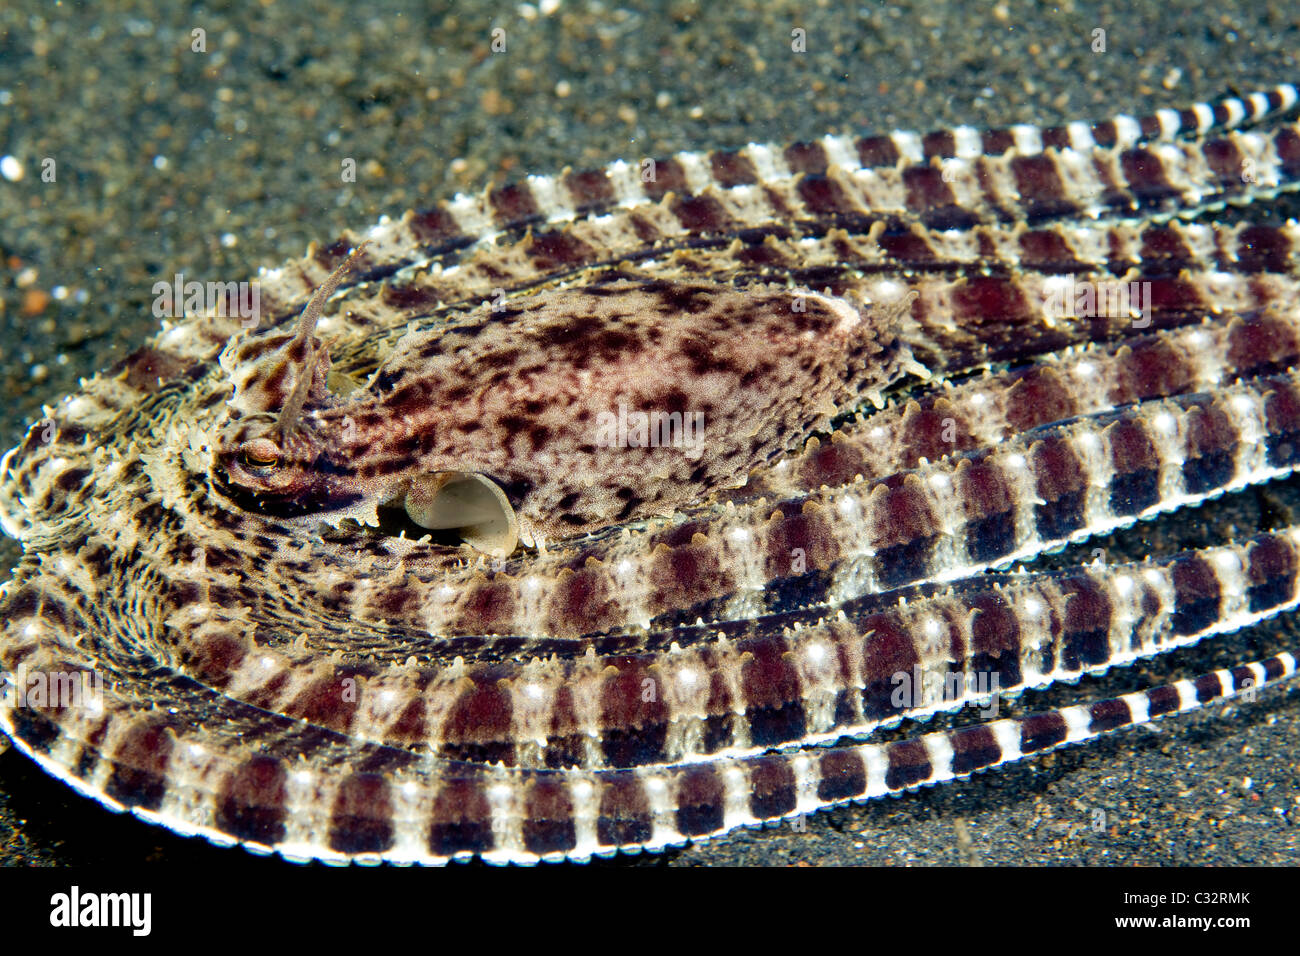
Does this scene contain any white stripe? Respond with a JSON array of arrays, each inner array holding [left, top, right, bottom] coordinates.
[[1011, 124, 1043, 155], [446, 193, 496, 243], [278, 767, 328, 853], [722, 763, 752, 829], [526, 173, 576, 223], [862, 744, 890, 797], [990, 719, 1023, 763], [674, 150, 715, 194], [568, 776, 600, 860], [791, 753, 820, 812], [1120, 691, 1150, 725], [821, 133, 860, 172], [605, 159, 646, 208], [1067, 121, 1096, 152], [1248, 92, 1270, 120], [1113, 114, 1141, 148], [388, 776, 433, 863], [1247, 661, 1269, 692], [1059, 704, 1093, 743], [1155, 108, 1182, 139], [640, 771, 678, 849], [952, 125, 982, 159], [923, 732, 955, 783], [743, 142, 790, 183], [480, 777, 524, 864], [1223, 99, 1246, 127], [1173, 678, 1200, 711], [890, 130, 924, 164], [1278, 85, 1298, 113], [1193, 103, 1215, 132]]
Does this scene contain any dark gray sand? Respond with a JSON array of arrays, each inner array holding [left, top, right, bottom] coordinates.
[[0, 0, 1296, 866]]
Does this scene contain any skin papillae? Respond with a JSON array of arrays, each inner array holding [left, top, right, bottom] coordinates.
[[2, 83, 1300, 864]]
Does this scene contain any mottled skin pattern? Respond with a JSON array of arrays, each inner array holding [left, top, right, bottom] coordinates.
[[1, 83, 1299, 864], [216, 271, 913, 545]]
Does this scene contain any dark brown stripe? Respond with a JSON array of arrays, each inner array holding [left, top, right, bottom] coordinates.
[[738, 637, 807, 746], [409, 206, 466, 246], [313, 237, 353, 270], [440, 675, 515, 765], [867, 477, 939, 588], [1058, 576, 1113, 670], [1138, 224, 1195, 266], [884, 739, 931, 791], [642, 157, 689, 200], [597, 775, 653, 847], [859, 613, 921, 719], [216, 755, 289, 845], [967, 591, 1024, 687], [599, 657, 669, 767], [1091, 119, 1119, 148], [784, 140, 830, 175], [921, 129, 956, 159], [120, 346, 196, 393], [382, 281, 441, 313], [1169, 554, 1221, 635], [1123, 145, 1185, 204], [1245, 534, 1298, 613], [522, 778, 577, 855], [428, 778, 494, 856], [902, 164, 958, 214], [671, 194, 734, 233], [1235, 225, 1292, 274], [1113, 338, 1194, 402], [675, 764, 725, 836], [749, 757, 798, 819], [282, 671, 359, 734], [1201, 137, 1245, 185], [957, 460, 1015, 564], [981, 127, 1016, 156], [1010, 154, 1074, 221], [855, 134, 900, 167], [877, 227, 940, 265], [1181, 402, 1238, 494], [1018, 228, 1081, 271], [105, 716, 175, 811], [1088, 698, 1133, 733], [1106, 418, 1160, 515], [763, 506, 838, 577], [949, 725, 1002, 775], [1264, 380, 1300, 466], [710, 149, 758, 187], [489, 182, 541, 225], [1020, 711, 1068, 752], [328, 772, 395, 854], [1193, 672, 1226, 703], [528, 230, 597, 271], [563, 167, 616, 213], [951, 276, 1037, 345], [817, 749, 867, 801], [797, 175, 861, 218], [1145, 685, 1182, 717], [1261, 656, 1288, 681], [1275, 127, 1300, 180]]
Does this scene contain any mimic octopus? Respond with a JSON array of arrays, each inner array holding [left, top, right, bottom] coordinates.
[[2, 81, 1299, 863]]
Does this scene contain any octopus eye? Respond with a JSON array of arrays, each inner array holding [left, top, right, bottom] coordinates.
[[239, 438, 282, 469]]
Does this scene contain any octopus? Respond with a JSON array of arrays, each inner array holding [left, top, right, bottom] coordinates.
[[1, 81, 1299, 865]]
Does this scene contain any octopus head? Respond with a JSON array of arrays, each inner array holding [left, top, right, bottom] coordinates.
[[212, 243, 367, 516]]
